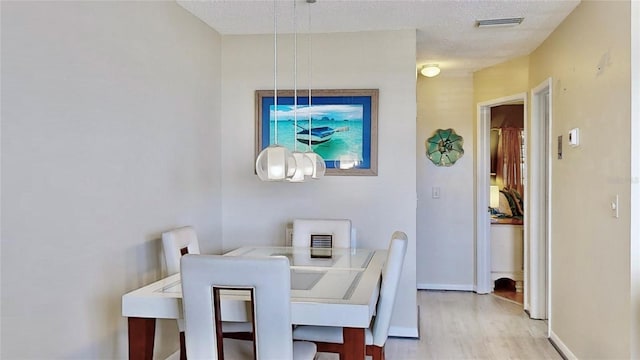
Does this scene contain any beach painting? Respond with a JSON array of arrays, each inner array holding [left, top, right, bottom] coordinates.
[[255, 89, 378, 176]]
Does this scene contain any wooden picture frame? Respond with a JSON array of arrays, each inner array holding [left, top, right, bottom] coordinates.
[[255, 89, 378, 176]]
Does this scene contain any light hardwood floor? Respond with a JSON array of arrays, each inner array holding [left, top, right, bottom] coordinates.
[[318, 290, 561, 360]]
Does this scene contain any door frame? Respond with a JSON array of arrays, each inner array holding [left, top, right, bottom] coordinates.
[[475, 93, 527, 295], [529, 78, 552, 320]]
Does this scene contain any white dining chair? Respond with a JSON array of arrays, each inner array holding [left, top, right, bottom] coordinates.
[[292, 231, 408, 360], [292, 219, 353, 248], [181, 254, 317, 360], [162, 226, 201, 275], [161, 226, 253, 358]]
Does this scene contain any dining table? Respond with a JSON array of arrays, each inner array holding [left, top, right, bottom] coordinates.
[[121, 246, 387, 360]]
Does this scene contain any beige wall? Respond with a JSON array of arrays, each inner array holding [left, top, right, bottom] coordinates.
[[473, 56, 530, 105], [631, 2, 640, 358], [220, 30, 419, 336], [1, 2, 223, 358], [472, 1, 636, 357], [529, 1, 632, 358], [416, 74, 475, 289]]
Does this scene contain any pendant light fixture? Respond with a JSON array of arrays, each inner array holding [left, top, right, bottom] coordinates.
[[302, 0, 325, 179], [288, 0, 313, 182], [256, 0, 297, 181], [256, 0, 323, 182]]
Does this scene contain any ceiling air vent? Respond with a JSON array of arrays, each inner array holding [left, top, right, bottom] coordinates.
[[475, 17, 524, 28]]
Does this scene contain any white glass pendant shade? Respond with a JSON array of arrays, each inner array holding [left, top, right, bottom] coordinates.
[[256, 144, 297, 181], [337, 153, 360, 170], [288, 151, 313, 182], [287, 155, 297, 177], [304, 151, 325, 179]]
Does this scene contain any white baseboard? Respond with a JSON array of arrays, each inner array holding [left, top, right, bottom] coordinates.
[[388, 305, 420, 338], [389, 325, 419, 338], [549, 330, 577, 360], [417, 283, 474, 291]]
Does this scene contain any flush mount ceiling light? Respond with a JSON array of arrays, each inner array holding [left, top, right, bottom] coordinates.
[[476, 17, 524, 28], [420, 64, 440, 77]]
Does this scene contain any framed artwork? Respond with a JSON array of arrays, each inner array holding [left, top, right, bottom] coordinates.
[[255, 89, 378, 176]]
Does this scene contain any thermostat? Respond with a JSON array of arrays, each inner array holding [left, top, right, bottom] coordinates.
[[568, 128, 580, 147]]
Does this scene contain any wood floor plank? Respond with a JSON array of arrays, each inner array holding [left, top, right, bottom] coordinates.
[[317, 290, 561, 360]]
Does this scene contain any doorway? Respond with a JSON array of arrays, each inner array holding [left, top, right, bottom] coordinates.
[[476, 93, 526, 296], [490, 104, 525, 305], [475, 93, 527, 298], [476, 85, 551, 321]]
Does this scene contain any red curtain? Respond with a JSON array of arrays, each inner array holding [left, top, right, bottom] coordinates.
[[496, 128, 523, 195]]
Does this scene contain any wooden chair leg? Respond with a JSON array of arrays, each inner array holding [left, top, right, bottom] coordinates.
[[367, 344, 385, 360], [128, 317, 156, 360], [179, 331, 187, 360], [222, 331, 254, 341]]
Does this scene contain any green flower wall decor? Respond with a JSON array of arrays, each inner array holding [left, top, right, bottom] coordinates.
[[426, 128, 464, 167]]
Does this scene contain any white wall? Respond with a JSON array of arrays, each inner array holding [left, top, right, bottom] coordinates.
[[220, 30, 419, 336], [416, 75, 475, 290], [0, 2, 222, 358]]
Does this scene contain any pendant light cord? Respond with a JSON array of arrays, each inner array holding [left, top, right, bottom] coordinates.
[[307, 1, 312, 149], [293, 0, 298, 152], [273, 0, 278, 144]]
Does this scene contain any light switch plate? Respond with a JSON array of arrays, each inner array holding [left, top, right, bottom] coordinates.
[[568, 128, 580, 147], [611, 194, 619, 218]]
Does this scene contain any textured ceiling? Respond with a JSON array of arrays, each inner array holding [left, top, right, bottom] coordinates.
[[178, 0, 580, 74]]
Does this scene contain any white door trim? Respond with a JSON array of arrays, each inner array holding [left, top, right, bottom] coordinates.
[[475, 93, 527, 295], [630, 2, 640, 357], [529, 78, 552, 320]]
